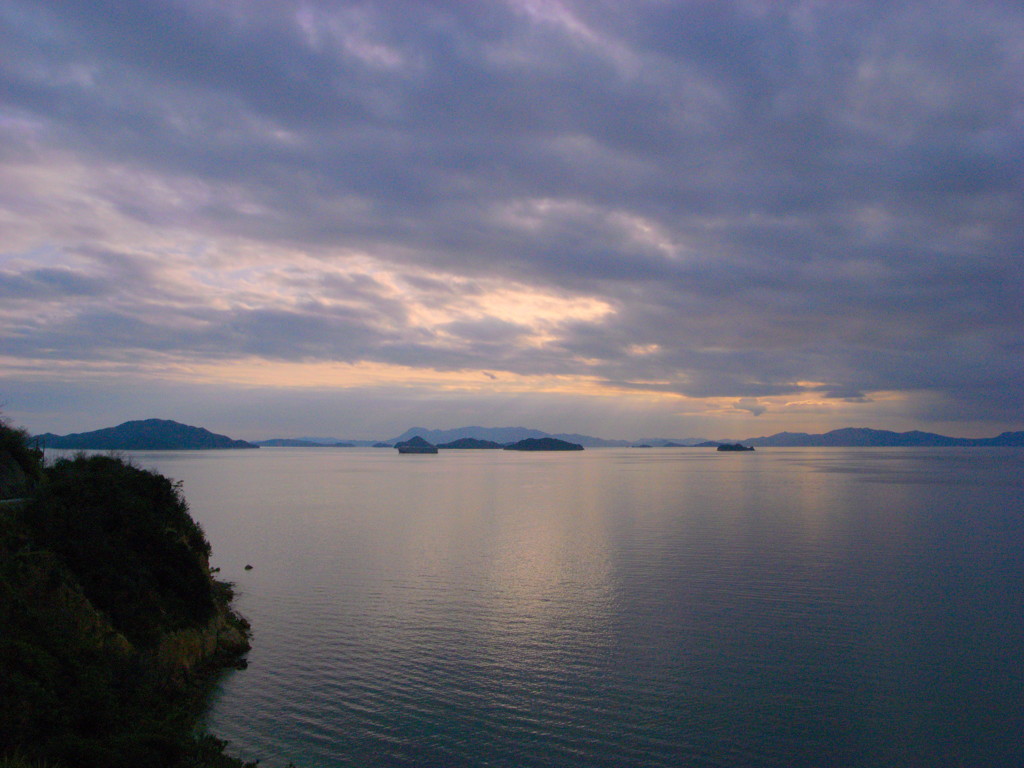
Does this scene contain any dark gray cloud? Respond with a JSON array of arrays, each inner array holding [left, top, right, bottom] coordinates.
[[0, 266, 108, 299], [1, 0, 1022, 436]]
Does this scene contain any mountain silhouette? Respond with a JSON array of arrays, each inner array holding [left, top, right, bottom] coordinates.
[[36, 419, 258, 450]]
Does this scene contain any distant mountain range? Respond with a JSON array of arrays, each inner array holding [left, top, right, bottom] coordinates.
[[739, 427, 1024, 447], [36, 419, 258, 450], [389, 426, 630, 447], [281, 437, 384, 447], [386, 426, 1024, 448], [254, 438, 355, 447], [632, 437, 711, 447], [34, 420, 1024, 452]]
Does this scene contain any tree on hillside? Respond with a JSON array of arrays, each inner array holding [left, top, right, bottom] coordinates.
[[0, 416, 43, 499]]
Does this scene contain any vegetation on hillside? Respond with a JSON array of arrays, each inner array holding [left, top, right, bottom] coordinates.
[[0, 421, 43, 499], [0, 417, 255, 768]]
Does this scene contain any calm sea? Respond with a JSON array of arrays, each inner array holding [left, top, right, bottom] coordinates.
[[103, 447, 1024, 767]]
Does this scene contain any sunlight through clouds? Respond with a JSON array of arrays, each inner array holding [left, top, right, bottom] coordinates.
[[1, 0, 1021, 438]]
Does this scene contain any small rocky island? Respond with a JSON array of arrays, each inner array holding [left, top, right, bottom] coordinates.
[[395, 435, 439, 454], [504, 437, 584, 451], [717, 443, 755, 451]]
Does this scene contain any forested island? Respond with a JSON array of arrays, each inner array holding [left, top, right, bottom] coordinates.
[[0, 418, 258, 768], [395, 435, 439, 453], [504, 437, 584, 451], [35, 418, 258, 450], [35, 417, 260, 454], [436, 438, 504, 449]]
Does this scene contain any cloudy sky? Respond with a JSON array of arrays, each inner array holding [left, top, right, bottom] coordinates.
[[1, 0, 1021, 441]]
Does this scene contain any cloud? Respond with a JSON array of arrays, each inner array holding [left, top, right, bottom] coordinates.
[[1, 0, 1022, 437], [733, 398, 767, 417], [0, 266, 108, 299]]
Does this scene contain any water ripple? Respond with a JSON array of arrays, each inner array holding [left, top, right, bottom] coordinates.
[[177, 448, 1024, 768]]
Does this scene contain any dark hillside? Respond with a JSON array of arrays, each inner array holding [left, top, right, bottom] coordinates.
[[0, 421, 42, 499], [0, 419, 255, 768], [25, 455, 217, 647]]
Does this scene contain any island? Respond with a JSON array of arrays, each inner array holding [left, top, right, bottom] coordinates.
[[255, 438, 355, 447], [717, 443, 755, 451], [395, 436, 439, 454], [0, 417, 254, 767], [436, 438, 504, 449], [504, 437, 584, 451], [35, 418, 259, 450]]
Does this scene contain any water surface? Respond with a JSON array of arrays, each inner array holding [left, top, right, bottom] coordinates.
[[119, 447, 1024, 767]]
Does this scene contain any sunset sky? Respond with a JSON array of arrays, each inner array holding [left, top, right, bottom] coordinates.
[[2, 0, 1021, 441]]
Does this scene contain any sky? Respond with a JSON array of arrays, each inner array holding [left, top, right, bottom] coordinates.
[[1, 0, 1022, 441]]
